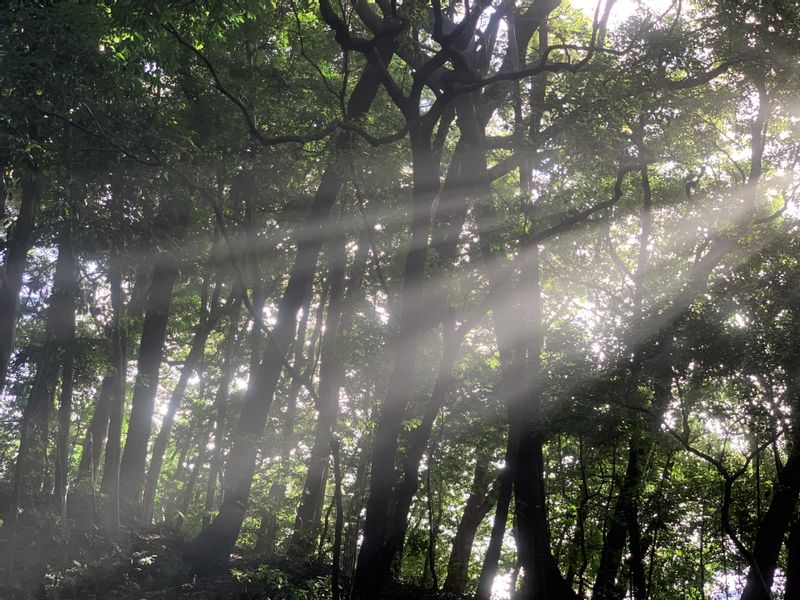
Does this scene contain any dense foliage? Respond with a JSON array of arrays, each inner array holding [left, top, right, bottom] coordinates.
[[1, 0, 799, 599]]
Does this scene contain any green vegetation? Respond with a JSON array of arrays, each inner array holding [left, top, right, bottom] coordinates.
[[1, 0, 799, 598]]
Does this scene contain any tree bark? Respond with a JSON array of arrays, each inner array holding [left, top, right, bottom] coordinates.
[[174, 435, 210, 531], [351, 122, 440, 599], [203, 304, 242, 527], [477, 428, 517, 600], [785, 514, 800, 599], [257, 293, 316, 555], [141, 287, 234, 523], [185, 46, 394, 570], [0, 177, 41, 392], [53, 223, 79, 515], [100, 182, 128, 531], [444, 452, 497, 595], [291, 233, 347, 556], [76, 375, 114, 484], [739, 441, 800, 600], [332, 439, 344, 600], [592, 437, 647, 600], [11, 228, 78, 518], [118, 260, 178, 515]]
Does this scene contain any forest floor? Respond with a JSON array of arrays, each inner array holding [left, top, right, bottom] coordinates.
[[0, 520, 469, 600]]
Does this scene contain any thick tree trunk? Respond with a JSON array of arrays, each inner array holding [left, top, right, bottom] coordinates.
[[118, 261, 178, 515], [785, 514, 800, 599], [141, 289, 234, 523], [352, 124, 440, 599], [0, 177, 41, 392], [444, 452, 497, 595], [592, 437, 647, 600], [185, 48, 393, 570], [593, 364, 670, 600], [740, 441, 800, 600], [291, 234, 347, 556]]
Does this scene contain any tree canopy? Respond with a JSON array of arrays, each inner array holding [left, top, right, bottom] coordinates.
[[1, 0, 800, 599]]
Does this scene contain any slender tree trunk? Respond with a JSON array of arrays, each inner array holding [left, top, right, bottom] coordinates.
[[100, 183, 128, 531], [203, 304, 242, 527], [0, 177, 41, 392], [382, 322, 464, 571], [593, 363, 671, 600], [444, 452, 497, 595], [350, 72, 486, 597], [53, 328, 76, 516], [141, 289, 233, 523], [291, 233, 347, 556], [332, 439, 344, 600], [377, 94, 490, 578], [186, 47, 394, 570], [343, 425, 372, 587], [118, 261, 178, 515], [627, 482, 648, 600], [256, 294, 316, 555], [477, 427, 517, 600], [174, 437, 210, 532], [53, 223, 79, 515], [76, 375, 114, 484], [11, 229, 78, 518]]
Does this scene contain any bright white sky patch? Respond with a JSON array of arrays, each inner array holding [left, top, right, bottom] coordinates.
[[569, 0, 677, 27]]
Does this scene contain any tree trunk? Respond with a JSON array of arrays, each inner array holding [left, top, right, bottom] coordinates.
[[256, 294, 317, 555], [785, 514, 800, 599], [332, 439, 344, 600], [477, 428, 517, 600], [174, 436, 210, 532], [593, 364, 671, 600], [100, 183, 128, 532], [141, 288, 234, 523], [0, 177, 40, 392], [11, 229, 78, 519], [343, 426, 372, 587], [185, 46, 394, 570], [118, 261, 178, 516], [288, 225, 371, 558], [53, 223, 79, 515], [592, 437, 647, 600], [377, 93, 491, 579], [76, 375, 114, 484], [203, 305, 242, 527], [382, 322, 464, 573], [444, 452, 497, 595], [352, 123, 440, 599], [739, 441, 800, 600], [291, 233, 347, 556]]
